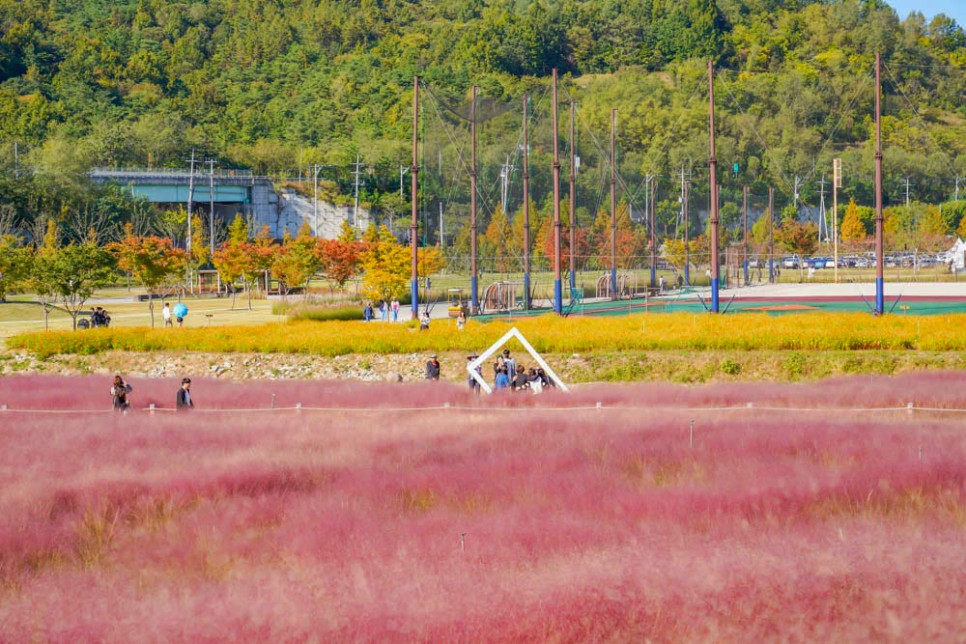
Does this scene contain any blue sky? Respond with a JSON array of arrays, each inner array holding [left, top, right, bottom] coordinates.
[[886, 1, 965, 27]]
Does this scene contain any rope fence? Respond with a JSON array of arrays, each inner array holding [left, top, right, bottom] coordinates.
[[3, 402, 965, 415]]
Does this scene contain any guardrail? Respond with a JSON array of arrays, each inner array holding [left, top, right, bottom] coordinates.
[[89, 167, 254, 179]]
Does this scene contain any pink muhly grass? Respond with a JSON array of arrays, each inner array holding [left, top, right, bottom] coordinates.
[[0, 374, 964, 639]]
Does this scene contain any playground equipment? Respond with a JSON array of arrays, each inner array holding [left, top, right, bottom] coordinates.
[[447, 288, 469, 318], [595, 273, 633, 299], [482, 281, 527, 313]]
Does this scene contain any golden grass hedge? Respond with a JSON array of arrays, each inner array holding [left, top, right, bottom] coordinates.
[[9, 313, 966, 358]]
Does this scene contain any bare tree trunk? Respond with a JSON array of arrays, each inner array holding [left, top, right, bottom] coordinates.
[[148, 297, 155, 328]]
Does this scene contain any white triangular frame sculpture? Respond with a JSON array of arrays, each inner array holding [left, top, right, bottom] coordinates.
[[467, 326, 569, 394]]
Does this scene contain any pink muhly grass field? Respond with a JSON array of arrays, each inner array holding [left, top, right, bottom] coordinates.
[[0, 374, 965, 640]]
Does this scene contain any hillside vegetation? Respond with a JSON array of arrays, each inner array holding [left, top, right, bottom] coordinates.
[[0, 0, 964, 238]]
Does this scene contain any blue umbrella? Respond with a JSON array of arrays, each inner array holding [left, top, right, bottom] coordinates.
[[172, 303, 188, 318]]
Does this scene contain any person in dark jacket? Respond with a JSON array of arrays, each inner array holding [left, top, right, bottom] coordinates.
[[425, 354, 441, 380], [176, 377, 194, 409], [511, 365, 528, 392], [111, 375, 132, 410]]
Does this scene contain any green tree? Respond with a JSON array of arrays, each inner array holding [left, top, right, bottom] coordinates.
[[272, 223, 320, 297], [48, 242, 117, 330], [28, 220, 61, 330], [0, 233, 32, 302], [108, 223, 187, 327], [482, 205, 512, 272]]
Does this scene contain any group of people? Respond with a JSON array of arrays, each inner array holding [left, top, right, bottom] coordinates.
[[89, 307, 111, 327], [426, 349, 555, 394], [363, 298, 401, 322], [109, 375, 194, 411], [161, 302, 185, 327], [490, 349, 555, 393]]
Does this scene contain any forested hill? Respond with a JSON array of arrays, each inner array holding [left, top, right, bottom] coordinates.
[[0, 0, 964, 232]]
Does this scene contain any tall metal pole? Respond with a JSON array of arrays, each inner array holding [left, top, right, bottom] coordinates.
[[609, 108, 618, 299], [569, 101, 577, 295], [649, 174, 657, 288], [522, 94, 531, 311], [708, 59, 720, 313], [410, 77, 420, 320], [186, 150, 196, 250], [684, 180, 690, 286], [552, 70, 563, 314], [470, 85, 479, 315], [833, 158, 841, 284], [208, 158, 215, 254], [742, 185, 749, 286], [313, 164, 320, 237], [186, 150, 196, 292], [353, 154, 362, 230], [768, 187, 775, 283], [874, 52, 885, 315]]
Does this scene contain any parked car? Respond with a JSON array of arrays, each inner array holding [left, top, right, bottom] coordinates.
[[782, 254, 800, 269]]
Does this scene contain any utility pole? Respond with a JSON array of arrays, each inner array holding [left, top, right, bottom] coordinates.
[[708, 59, 720, 312], [207, 158, 216, 254], [653, 176, 662, 284], [569, 100, 577, 295], [793, 175, 801, 212], [399, 165, 410, 199], [185, 150, 197, 293], [410, 77, 420, 320], [470, 85, 479, 315], [875, 52, 884, 316], [833, 158, 842, 284], [500, 156, 515, 215], [352, 154, 363, 230], [438, 202, 443, 248], [313, 164, 323, 237], [609, 108, 617, 299], [742, 185, 749, 286], [551, 70, 562, 314], [904, 176, 912, 207], [768, 187, 775, 283], [523, 94, 531, 311], [818, 175, 828, 243], [678, 166, 691, 283], [13, 141, 18, 179]]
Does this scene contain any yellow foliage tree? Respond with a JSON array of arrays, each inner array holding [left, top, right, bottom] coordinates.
[[839, 198, 866, 246], [360, 225, 409, 304]]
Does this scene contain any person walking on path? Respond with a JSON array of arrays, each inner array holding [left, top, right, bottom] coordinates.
[[425, 354, 441, 381], [363, 301, 373, 322], [420, 310, 431, 331], [391, 297, 400, 321], [380, 300, 388, 322], [162, 302, 173, 328], [176, 378, 194, 409], [456, 310, 466, 330], [111, 375, 132, 411]]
